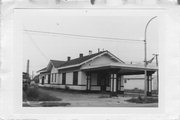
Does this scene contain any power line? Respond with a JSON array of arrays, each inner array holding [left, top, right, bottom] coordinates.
[[24, 29, 49, 62], [24, 29, 144, 43]]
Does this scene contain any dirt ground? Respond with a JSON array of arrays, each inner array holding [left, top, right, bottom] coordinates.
[[32, 88, 158, 107]]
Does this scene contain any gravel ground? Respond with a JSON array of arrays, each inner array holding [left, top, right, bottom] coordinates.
[[25, 88, 158, 107]]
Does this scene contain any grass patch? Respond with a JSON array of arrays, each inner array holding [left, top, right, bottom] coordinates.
[[23, 87, 62, 101], [126, 95, 158, 104], [99, 95, 110, 98], [40, 86, 103, 94], [40, 102, 70, 107], [23, 103, 31, 107]]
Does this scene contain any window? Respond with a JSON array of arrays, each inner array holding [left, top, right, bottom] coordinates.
[[54, 73, 56, 82], [106, 75, 110, 86], [62, 73, 66, 85], [97, 74, 101, 86], [73, 71, 78, 85], [48, 74, 50, 84], [51, 73, 53, 82]]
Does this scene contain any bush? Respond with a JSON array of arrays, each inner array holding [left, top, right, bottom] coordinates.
[[25, 87, 39, 101], [38, 93, 62, 101], [23, 83, 29, 91], [23, 91, 27, 102], [40, 102, 70, 107], [138, 95, 143, 101], [126, 96, 158, 104], [65, 85, 70, 90]]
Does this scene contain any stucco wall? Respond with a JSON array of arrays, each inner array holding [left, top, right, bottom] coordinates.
[[39, 76, 42, 84], [50, 66, 58, 84], [68, 85, 86, 90], [81, 54, 118, 68], [39, 74, 46, 84], [66, 72, 73, 84], [58, 73, 62, 84], [78, 71, 87, 85], [91, 86, 100, 91]]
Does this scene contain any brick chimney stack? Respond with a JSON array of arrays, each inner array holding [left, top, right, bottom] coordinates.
[[79, 53, 83, 58], [89, 50, 92, 55], [67, 56, 71, 61]]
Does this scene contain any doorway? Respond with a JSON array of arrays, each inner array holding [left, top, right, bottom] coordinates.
[[42, 76, 45, 85], [48, 74, 50, 84], [99, 72, 108, 92]]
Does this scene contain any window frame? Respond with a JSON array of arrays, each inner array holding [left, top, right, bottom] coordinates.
[[73, 71, 78, 85], [62, 73, 66, 85]]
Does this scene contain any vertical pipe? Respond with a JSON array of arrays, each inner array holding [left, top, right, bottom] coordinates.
[[26, 59, 30, 75], [155, 55, 159, 95], [114, 74, 117, 92], [144, 16, 157, 96], [150, 75, 152, 93]]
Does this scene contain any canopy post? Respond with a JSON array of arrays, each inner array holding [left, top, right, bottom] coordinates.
[[110, 71, 118, 97], [118, 75, 124, 95]]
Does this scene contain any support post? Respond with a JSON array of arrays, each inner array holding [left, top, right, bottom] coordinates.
[[147, 74, 152, 96], [118, 75, 124, 94], [110, 73, 118, 97], [144, 16, 157, 96], [86, 72, 91, 91], [144, 71, 148, 96], [153, 54, 159, 95]]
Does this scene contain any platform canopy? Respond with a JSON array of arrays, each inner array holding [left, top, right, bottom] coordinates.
[[80, 63, 157, 75]]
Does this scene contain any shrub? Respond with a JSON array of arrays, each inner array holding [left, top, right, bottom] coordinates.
[[40, 102, 70, 107], [138, 95, 143, 101], [23, 83, 29, 91], [99, 95, 109, 98], [126, 96, 158, 104], [38, 93, 62, 101], [65, 85, 70, 90], [25, 87, 39, 101], [23, 91, 27, 102]]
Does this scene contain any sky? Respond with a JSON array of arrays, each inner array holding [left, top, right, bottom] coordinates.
[[21, 10, 159, 75]]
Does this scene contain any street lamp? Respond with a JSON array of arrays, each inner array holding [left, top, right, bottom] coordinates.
[[144, 16, 157, 96]]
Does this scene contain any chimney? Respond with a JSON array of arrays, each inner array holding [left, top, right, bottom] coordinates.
[[79, 53, 83, 58], [89, 50, 92, 55], [67, 56, 71, 61], [98, 48, 100, 53], [26, 59, 29, 74]]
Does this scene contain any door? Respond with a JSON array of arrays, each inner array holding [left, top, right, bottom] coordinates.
[[48, 74, 50, 84], [42, 76, 44, 85], [100, 73, 107, 92]]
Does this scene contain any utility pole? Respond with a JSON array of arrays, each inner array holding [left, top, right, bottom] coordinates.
[[144, 16, 157, 96], [90, 0, 95, 5]]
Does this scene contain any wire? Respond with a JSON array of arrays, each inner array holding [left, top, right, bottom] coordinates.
[[24, 28, 49, 62], [24, 29, 144, 43]]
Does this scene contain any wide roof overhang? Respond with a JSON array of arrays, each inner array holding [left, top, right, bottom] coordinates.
[[80, 63, 157, 75]]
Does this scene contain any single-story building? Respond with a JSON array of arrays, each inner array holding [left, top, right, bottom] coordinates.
[[37, 50, 158, 96]]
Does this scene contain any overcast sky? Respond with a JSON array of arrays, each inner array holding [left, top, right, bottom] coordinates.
[[21, 10, 159, 74]]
